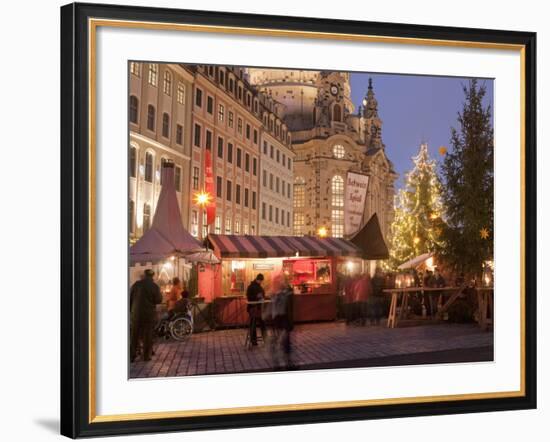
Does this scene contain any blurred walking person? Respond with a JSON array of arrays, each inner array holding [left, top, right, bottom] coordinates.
[[269, 273, 295, 369]]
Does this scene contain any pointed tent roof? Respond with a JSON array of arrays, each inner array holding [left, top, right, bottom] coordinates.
[[349, 213, 389, 260], [130, 161, 203, 264]]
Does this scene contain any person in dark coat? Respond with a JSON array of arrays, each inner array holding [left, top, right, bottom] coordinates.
[[370, 268, 386, 323], [246, 274, 266, 346], [130, 269, 162, 362]]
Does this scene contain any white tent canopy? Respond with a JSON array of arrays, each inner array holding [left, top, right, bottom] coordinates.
[[130, 161, 203, 265], [397, 252, 434, 270]]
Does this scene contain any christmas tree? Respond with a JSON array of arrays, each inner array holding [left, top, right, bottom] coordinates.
[[440, 79, 494, 276], [387, 143, 445, 269]]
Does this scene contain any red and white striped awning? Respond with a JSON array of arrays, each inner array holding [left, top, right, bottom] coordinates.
[[207, 234, 362, 259]]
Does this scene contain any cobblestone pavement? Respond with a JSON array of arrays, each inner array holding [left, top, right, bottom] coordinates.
[[129, 322, 493, 378]]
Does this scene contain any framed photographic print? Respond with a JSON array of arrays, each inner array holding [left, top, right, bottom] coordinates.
[[60, 2, 537, 438]]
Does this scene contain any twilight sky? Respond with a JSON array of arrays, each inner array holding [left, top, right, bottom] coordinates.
[[349, 73, 494, 189]]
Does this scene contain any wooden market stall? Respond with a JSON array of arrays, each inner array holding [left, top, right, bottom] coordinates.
[[199, 234, 365, 326]]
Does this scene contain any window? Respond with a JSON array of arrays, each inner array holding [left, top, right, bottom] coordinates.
[[129, 146, 137, 178], [275, 207, 279, 224], [207, 96, 213, 114], [246, 124, 251, 139], [270, 145, 274, 159], [228, 111, 234, 127], [226, 180, 232, 201], [288, 158, 292, 170], [143, 204, 151, 232], [129, 200, 135, 234], [148, 64, 157, 86], [219, 70, 225, 86], [333, 144, 345, 159], [228, 78, 234, 92], [262, 202, 266, 220], [129, 95, 138, 124], [162, 113, 170, 138], [331, 175, 344, 207], [215, 215, 221, 234], [176, 124, 183, 145], [253, 129, 258, 144], [191, 211, 198, 237], [263, 170, 267, 187], [332, 209, 344, 237], [287, 183, 291, 199], [269, 205, 273, 222], [205, 130, 212, 149], [252, 192, 256, 210], [194, 124, 201, 147], [281, 209, 285, 226], [237, 118, 243, 134], [287, 211, 290, 227], [263, 141, 267, 154], [163, 70, 172, 95], [192, 167, 200, 190], [245, 153, 250, 172], [175, 166, 181, 191], [333, 104, 342, 122], [218, 104, 225, 121], [217, 137, 224, 158], [251, 225, 255, 235], [253, 158, 257, 176], [130, 62, 140, 76], [202, 212, 208, 239], [243, 223, 248, 235], [282, 180, 285, 196], [246, 93, 251, 107], [227, 143, 233, 163], [238, 86, 242, 100], [294, 177, 305, 208], [236, 148, 242, 168], [195, 88, 202, 107], [269, 173, 273, 190], [160, 158, 167, 185], [276, 149, 280, 163], [216, 176, 222, 198], [282, 153, 286, 167], [276, 177, 280, 193], [234, 220, 240, 235], [144, 152, 153, 182], [294, 212, 305, 236], [236, 184, 241, 204], [244, 188, 249, 207], [225, 216, 231, 234], [147, 105, 155, 131], [177, 83, 185, 104]]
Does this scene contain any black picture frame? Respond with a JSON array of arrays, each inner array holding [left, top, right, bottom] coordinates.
[[60, 2, 537, 438]]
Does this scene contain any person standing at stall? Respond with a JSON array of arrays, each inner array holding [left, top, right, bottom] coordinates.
[[130, 269, 162, 362], [246, 274, 266, 346]]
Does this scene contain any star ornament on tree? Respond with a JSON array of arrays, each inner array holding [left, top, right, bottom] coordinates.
[[438, 146, 448, 156], [479, 227, 490, 240]]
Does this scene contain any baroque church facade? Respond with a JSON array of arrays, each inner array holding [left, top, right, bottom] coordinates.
[[247, 69, 398, 241]]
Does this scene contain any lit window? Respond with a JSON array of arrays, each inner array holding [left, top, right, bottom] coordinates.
[[238, 118, 243, 134], [235, 220, 240, 234], [192, 167, 200, 190], [215, 215, 221, 234], [163, 71, 172, 95], [332, 209, 344, 238], [177, 83, 185, 104], [225, 216, 232, 234], [331, 175, 344, 207], [228, 111, 234, 128], [191, 211, 198, 237], [333, 144, 345, 159], [218, 104, 225, 121], [294, 177, 305, 208], [148, 64, 158, 86], [130, 62, 140, 77], [175, 166, 181, 191], [294, 212, 305, 236]]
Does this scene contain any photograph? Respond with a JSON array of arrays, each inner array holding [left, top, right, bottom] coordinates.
[[128, 63, 495, 378]]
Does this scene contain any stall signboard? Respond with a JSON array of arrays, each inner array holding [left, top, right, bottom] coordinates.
[[344, 172, 369, 236], [253, 263, 275, 270]]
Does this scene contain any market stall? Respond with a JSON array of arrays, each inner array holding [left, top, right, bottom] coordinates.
[[202, 234, 364, 325]]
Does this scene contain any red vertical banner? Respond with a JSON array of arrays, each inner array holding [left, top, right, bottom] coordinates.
[[204, 148, 216, 225]]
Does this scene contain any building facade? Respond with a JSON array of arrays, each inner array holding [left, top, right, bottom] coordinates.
[[258, 94, 295, 235], [188, 65, 265, 240], [248, 69, 397, 241], [128, 62, 193, 243]]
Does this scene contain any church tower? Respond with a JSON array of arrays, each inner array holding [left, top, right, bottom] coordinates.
[[360, 78, 384, 150]]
